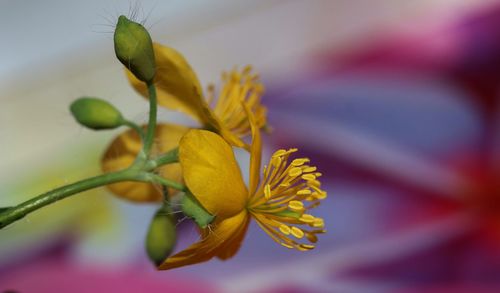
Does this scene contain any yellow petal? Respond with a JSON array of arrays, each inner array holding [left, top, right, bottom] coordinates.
[[127, 43, 219, 127], [158, 210, 249, 270], [101, 123, 188, 202], [219, 127, 248, 150], [242, 102, 261, 195], [179, 130, 247, 218], [216, 212, 250, 260], [126, 44, 255, 150]]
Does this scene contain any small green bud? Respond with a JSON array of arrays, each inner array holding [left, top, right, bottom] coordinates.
[[114, 15, 156, 82], [181, 191, 215, 228], [70, 97, 124, 130], [146, 205, 177, 266]]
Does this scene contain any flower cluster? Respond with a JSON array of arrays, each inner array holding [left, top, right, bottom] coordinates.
[[0, 16, 326, 270], [103, 17, 327, 269]]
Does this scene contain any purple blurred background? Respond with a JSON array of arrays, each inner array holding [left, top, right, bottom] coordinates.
[[1, 1, 499, 292]]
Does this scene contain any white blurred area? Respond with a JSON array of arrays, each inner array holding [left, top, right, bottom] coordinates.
[[0, 0, 495, 174]]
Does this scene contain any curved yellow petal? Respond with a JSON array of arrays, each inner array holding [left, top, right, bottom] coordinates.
[[127, 43, 218, 127], [158, 210, 249, 270], [216, 212, 250, 260], [101, 123, 188, 202], [219, 128, 247, 150], [243, 102, 262, 195], [179, 130, 247, 218]]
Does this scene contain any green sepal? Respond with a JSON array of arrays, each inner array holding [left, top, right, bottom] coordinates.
[[114, 15, 156, 82], [181, 191, 215, 228], [70, 97, 124, 130], [145, 203, 177, 266]]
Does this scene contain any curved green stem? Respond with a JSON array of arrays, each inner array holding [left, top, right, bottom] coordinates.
[[142, 81, 157, 155], [148, 174, 186, 192], [0, 169, 145, 229], [0, 148, 182, 230], [123, 119, 145, 139], [145, 147, 179, 170], [0, 164, 185, 231]]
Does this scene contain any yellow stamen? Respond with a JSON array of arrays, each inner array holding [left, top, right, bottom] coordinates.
[[299, 214, 315, 223], [279, 224, 291, 235], [300, 244, 315, 250], [306, 232, 318, 243], [303, 166, 317, 173], [272, 149, 287, 158], [290, 227, 304, 239], [288, 200, 304, 211], [309, 180, 321, 187], [302, 174, 316, 181], [288, 167, 302, 177], [313, 218, 324, 228], [253, 214, 295, 245], [249, 146, 326, 252], [310, 185, 327, 199], [314, 191, 327, 200], [270, 156, 281, 167], [291, 158, 309, 166], [297, 189, 312, 195], [264, 184, 272, 199]]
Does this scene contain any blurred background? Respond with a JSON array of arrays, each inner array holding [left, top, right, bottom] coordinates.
[[1, 0, 499, 292]]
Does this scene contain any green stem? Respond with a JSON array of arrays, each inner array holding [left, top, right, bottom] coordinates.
[[0, 169, 146, 229], [0, 154, 188, 230], [146, 147, 179, 170], [0, 83, 187, 230], [148, 174, 186, 192], [123, 119, 145, 139], [142, 81, 157, 155]]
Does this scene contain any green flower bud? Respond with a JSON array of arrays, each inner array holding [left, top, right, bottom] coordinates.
[[114, 15, 156, 82], [181, 191, 215, 228], [146, 205, 177, 266], [70, 97, 124, 130]]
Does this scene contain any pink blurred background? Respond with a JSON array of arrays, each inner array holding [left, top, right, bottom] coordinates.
[[1, 1, 499, 292]]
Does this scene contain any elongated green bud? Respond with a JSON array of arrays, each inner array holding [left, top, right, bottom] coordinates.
[[70, 97, 124, 130], [181, 191, 215, 228], [114, 15, 156, 82], [146, 205, 177, 266]]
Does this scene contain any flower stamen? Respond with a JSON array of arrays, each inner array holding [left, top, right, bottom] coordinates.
[[210, 67, 266, 138], [248, 148, 326, 251]]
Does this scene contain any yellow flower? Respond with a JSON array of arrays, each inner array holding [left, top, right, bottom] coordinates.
[[158, 106, 326, 270], [102, 43, 267, 202], [127, 43, 267, 150], [102, 123, 188, 202]]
